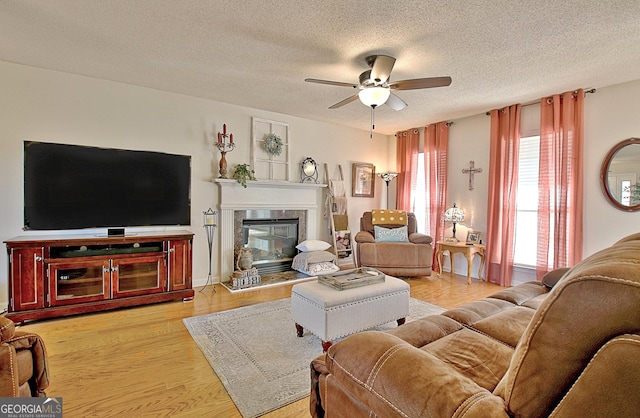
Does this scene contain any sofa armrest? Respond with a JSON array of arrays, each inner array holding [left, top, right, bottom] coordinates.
[[323, 331, 507, 417], [0, 316, 16, 343], [355, 231, 432, 245], [408, 232, 432, 245], [354, 231, 375, 243], [541, 267, 571, 289], [547, 334, 640, 418], [6, 331, 50, 396], [0, 344, 19, 397]]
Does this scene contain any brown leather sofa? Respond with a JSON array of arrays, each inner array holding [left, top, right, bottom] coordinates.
[[311, 232, 640, 417], [0, 316, 49, 397], [355, 211, 432, 277]]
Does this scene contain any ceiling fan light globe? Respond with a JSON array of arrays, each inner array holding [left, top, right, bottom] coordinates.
[[358, 87, 390, 107]]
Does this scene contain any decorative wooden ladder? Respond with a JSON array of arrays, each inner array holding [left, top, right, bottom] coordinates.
[[324, 164, 356, 269]]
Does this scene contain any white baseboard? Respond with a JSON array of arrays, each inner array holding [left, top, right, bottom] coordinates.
[[192, 275, 220, 288]]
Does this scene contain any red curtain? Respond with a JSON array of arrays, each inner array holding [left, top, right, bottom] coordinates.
[[486, 105, 521, 286], [424, 122, 449, 270], [395, 129, 419, 211], [536, 90, 584, 279]]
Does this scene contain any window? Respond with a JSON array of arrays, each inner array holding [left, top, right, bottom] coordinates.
[[621, 180, 632, 206], [412, 152, 427, 233], [513, 135, 540, 266], [251, 117, 290, 181]]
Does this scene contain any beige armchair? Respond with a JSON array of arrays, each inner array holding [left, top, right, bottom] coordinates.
[[354, 211, 433, 277]]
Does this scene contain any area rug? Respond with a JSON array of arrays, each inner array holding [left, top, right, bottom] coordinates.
[[183, 297, 445, 417]]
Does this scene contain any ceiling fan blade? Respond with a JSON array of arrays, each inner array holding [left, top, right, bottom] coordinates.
[[328, 94, 359, 109], [305, 78, 358, 88], [385, 93, 408, 111], [389, 76, 452, 90], [370, 55, 396, 83]]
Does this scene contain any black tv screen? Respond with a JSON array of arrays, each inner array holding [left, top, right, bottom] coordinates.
[[24, 141, 191, 230]]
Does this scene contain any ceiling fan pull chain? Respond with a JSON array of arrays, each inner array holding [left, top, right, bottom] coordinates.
[[370, 106, 374, 139]]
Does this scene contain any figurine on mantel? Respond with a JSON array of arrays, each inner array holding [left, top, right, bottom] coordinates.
[[215, 123, 235, 178]]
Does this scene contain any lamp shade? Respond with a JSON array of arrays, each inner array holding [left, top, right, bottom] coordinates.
[[378, 172, 398, 183], [358, 86, 391, 107], [444, 203, 465, 222]]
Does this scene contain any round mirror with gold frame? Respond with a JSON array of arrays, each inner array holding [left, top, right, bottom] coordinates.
[[601, 138, 640, 211]]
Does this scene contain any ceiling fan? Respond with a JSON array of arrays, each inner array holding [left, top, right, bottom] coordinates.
[[305, 55, 452, 111]]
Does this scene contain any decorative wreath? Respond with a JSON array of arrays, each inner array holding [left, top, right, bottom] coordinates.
[[263, 133, 283, 156]]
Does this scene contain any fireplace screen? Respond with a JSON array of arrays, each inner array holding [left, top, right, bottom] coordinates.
[[242, 218, 299, 274]]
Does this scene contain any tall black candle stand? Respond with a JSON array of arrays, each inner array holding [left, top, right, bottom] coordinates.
[[200, 208, 217, 292]]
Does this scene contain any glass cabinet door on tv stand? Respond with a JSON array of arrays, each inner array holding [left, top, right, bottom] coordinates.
[[48, 260, 110, 306], [111, 255, 166, 298], [49, 255, 166, 305]]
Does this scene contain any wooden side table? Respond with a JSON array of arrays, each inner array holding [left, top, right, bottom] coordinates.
[[436, 241, 486, 285]]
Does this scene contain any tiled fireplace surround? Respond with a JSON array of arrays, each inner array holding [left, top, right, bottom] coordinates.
[[215, 179, 326, 282]]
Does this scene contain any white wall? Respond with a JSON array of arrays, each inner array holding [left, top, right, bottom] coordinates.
[[0, 61, 391, 307], [439, 114, 491, 279], [442, 80, 640, 280], [583, 79, 640, 255]]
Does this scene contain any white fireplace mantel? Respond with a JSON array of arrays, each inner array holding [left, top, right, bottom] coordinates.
[[215, 179, 325, 209], [215, 179, 326, 281]]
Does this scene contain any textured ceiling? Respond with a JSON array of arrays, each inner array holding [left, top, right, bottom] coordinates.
[[2, 1, 640, 135]]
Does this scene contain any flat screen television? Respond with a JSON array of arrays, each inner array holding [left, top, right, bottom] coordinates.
[[24, 141, 191, 230]]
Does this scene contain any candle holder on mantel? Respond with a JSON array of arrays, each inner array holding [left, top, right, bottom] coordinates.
[[215, 124, 236, 178]]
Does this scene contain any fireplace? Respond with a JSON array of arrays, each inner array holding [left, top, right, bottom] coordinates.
[[239, 216, 301, 274], [216, 179, 326, 283]]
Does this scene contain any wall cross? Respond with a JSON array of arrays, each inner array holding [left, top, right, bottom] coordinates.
[[462, 160, 483, 190]]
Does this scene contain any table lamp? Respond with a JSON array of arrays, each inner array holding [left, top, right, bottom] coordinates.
[[444, 203, 465, 241]]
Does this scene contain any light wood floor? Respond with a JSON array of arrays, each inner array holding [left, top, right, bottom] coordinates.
[[20, 273, 503, 417]]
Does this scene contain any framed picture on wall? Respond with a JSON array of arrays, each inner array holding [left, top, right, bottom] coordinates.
[[352, 162, 375, 197]]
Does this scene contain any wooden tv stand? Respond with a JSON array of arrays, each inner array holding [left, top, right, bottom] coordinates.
[[5, 230, 194, 324]]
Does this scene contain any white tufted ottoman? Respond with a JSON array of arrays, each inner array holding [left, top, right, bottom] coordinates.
[[291, 276, 410, 351]]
